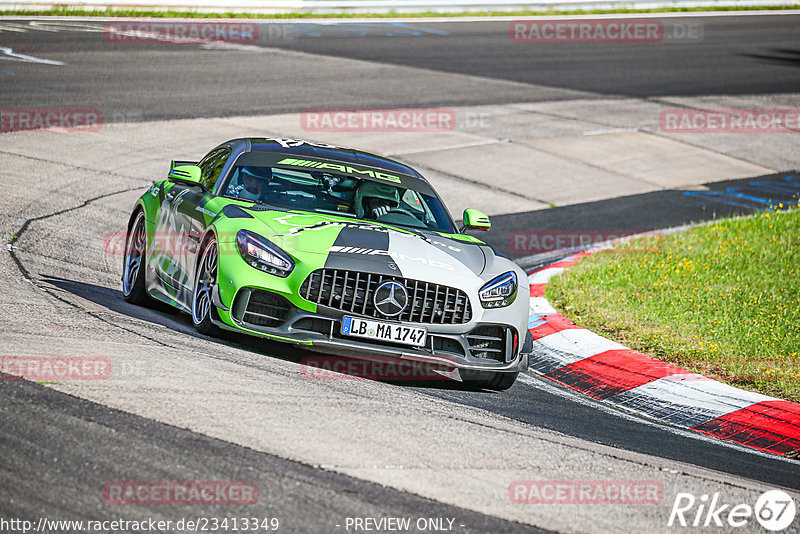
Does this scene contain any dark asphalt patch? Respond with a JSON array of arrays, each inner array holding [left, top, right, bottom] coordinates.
[[477, 171, 799, 260], [0, 379, 545, 533]]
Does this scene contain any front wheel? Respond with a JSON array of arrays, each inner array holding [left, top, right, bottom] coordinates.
[[461, 370, 519, 391], [192, 237, 222, 337], [122, 211, 150, 305]]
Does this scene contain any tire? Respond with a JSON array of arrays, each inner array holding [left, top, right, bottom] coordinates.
[[192, 236, 222, 337], [485, 371, 519, 391], [461, 370, 519, 391], [122, 211, 151, 305]]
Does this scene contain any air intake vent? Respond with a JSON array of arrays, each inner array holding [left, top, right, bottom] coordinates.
[[234, 289, 291, 328], [467, 325, 506, 361]]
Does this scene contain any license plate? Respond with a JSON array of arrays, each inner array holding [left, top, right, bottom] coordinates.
[[341, 316, 427, 347]]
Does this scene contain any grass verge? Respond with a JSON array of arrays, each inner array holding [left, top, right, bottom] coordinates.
[[0, 5, 797, 18], [547, 204, 800, 403]]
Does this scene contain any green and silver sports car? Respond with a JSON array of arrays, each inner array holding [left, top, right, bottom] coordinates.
[[122, 138, 531, 390]]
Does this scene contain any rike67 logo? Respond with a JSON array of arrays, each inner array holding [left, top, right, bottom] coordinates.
[[668, 490, 796, 531]]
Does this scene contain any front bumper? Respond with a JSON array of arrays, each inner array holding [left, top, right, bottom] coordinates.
[[211, 239, 531, 374], [211, 287, 529, 373]]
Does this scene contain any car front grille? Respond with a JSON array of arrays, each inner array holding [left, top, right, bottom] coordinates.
[[467, 325, 506, 361], [300, 268, 472, 325]]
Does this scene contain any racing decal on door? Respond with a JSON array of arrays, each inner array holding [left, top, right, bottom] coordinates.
[[147, 187, 194, 309]]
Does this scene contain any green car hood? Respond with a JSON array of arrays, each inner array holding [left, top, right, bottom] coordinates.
[[238, 207, 489, 281]]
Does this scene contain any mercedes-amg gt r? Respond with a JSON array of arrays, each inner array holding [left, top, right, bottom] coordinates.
[[122, 138, 531, 390]]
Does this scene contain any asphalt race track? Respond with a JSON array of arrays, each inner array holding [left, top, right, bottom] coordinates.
[[1, 14, 799, 119], [1, 13, 800, 534]]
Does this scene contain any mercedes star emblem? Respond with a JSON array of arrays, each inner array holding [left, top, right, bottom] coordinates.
[[373, 281, 408, 316]]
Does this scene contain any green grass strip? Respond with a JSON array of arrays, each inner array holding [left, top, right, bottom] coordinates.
[[547, 203, 800, 403], [0, 5, 796, 18]]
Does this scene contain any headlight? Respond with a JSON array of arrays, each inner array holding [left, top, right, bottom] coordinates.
[[236, 230, 294, 277], [479, 271, 517, 308]]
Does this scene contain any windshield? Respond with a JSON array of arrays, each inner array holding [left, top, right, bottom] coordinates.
[[221, 164, 456, 233]]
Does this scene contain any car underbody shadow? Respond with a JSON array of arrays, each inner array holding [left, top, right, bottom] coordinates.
[[39, 274, 487, 391]]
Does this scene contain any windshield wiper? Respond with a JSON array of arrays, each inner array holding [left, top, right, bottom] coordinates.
[[315, 209, 356, 218]]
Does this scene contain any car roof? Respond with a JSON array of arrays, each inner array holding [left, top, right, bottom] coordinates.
[[226, 137, 427, 182]]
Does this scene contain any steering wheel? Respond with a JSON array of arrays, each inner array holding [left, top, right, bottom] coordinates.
[[376, 207, 426, 227], [385, 207, 417, 218]]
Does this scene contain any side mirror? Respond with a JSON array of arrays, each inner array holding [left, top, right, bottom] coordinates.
[[167, 164, 203, 188], [462, 208, 491, 231]]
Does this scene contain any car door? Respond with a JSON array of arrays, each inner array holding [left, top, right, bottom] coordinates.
[[147, 147, 230, 310], [171, 146, 232, 310]]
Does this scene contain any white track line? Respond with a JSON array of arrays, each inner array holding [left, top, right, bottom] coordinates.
[[528, 267, 564, 285], [534, 328, 627, 363], [517, 372, 794, 463], [610, 374, 779, 426]]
